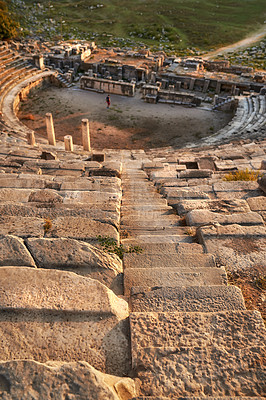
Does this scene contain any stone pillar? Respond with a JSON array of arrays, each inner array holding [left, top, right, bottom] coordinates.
[[213, 95, 219, 106], [203, 79, 210, 93], [189, 78, 195, 91], [33, 54, 44, 70], [231, 84, 236, 95], [175, 82, 181, 91], [82, 119, 91, 152], [45, 113, 56, 146], [150, 71, 156, 83], [64, 135, 73, 151], [215, 81, 221, 94], [27, 131, 35, 146]]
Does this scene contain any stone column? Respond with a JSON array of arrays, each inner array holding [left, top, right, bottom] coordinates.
[[45, 113, 56, 146], [27, 131, 35, 146], [82, 119, 91, 152], [215, 81, 221, 94], [189, 78, 195, 91], [203, 79, 210, 93], [64, 135, 73, 151]]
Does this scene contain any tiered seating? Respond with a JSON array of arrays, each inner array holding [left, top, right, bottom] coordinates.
[[206, 95, 266, 145], [0, 43, 41, 110]]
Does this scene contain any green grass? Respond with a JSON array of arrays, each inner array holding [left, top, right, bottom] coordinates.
[[11, 0, 266, 52]]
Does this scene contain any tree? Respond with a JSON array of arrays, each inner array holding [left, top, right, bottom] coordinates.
[[0, 1, 19, 40]]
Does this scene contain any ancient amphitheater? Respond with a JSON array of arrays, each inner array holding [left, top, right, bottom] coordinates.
[[0, 40, 265, 399]]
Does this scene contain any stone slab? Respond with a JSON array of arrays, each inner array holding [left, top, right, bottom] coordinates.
[[198, 224, 266, 271], [247, 196, 266, 211], [124, 267, 227, 295], [186, 210, 264, 226], [0, 274, 129, 375], [62, 191, 121, 205], [130, 311, 266, 397], [178, 169, 213, 179], [123, 253, 215, 269], [0, 267, 127, 317], [0, 360, 136, 400], [60, 177, 121, 192], [26, 238, 122, 288], [121, 235, 194, 244], [0, 235, 35, 267], [0, 188, 33, 202], [0, 216, 44, 237], [130, 286, 246, 312], [48, 217, 119, 242], [166, 189, 210, 201], [176, 199, 251, 216], [121, 242, 204, 255], [0, 176, 48, 189]]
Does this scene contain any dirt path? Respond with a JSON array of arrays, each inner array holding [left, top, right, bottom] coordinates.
[[18, 86, 232, 150], [203, 26, 266, 59]]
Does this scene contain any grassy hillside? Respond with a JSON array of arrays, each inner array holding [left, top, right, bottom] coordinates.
[[12, 0, 266, 52]]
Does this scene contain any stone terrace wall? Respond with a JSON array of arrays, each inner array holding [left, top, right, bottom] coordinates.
[[80, 76, 135, 96]]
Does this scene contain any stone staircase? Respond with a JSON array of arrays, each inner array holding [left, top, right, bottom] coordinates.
[[118, 151, 265, 399]]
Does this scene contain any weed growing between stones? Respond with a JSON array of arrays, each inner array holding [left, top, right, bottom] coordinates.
[[97, 235, 142, 260], [43, 218, 52, 235], [223, 168, 261, 181]]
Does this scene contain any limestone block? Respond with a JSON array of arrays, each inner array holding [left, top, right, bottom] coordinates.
[[167, 189, 210, 203], [62, 191, 121, 205], [150, 170, 178, 181], [124, 267, 227, 296], [130, 311, 266, 397], [60, 177, 121, 192], [0, 360, 136, 400], [47, 216, 119, 242], [123, 253, 215, 269], [124, 242, 204, 255], [26, 238, 122, 288], [0, 216, 44, 237], [214, 160, 237, 170], [28, 189, 63, 204], [176, 199, 251, 216], [130, 285, 246, 312], [23, 160, 60, 170], [261, 160, 266, 169], [258, 174, 266, 194], [186, 209, 264, 226], [213, 181, 260, 199], [178, 169, 213, 179], [0, 176, 47, 189], [0, 188, 32, 202], [247, 196, 266, 211], [0, 235, 35, 267], [198, 224, 266, 271], [0, 268, 129, 375], [0, 267, 127, 317]]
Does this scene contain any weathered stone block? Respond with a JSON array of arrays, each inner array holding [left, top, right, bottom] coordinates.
[[0, 216, 44, 237], [186, 210, 264, 226], [26, 238, 122, 288], [247, 196, 266, 211], [198, 224, 266, 271], [0, 360, 136, 400], [176, 199, 251, 216], [0, 268, 129, 375], [130, 286, 246, 312], [123, 253, 215, 269], [0, 235, 35, 267], [178, 169, 213, 179], [124, 267, 227, 296]]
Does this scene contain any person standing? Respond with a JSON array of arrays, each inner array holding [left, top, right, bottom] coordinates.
[[106, 95, 111, 108]]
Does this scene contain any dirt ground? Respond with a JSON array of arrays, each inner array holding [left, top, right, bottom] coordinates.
[[18, 85, 233, 150]]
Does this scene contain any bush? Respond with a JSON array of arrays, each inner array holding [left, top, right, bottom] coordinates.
[[223, 168, 261, 182], [97, 235, 142, 260]]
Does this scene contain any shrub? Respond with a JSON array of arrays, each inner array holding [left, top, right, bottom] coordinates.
[[223, 169, 261, 182], [97, 235, 142, 260], [43, 218, 52, 234]]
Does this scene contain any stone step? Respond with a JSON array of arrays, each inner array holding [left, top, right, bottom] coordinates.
[[176, 199, 251, 216], [123, 253, 216, 269], [130, 311, 266, 397], [124, 267, 227, 295], [130, 285, 246, 312], [132, 397, 266, 400], [0, 267, 130, 376], [121, 235, 195, 244], [121, 219, 180, 229], [186, 210, 264, 226], [120, 242, 204, 255]]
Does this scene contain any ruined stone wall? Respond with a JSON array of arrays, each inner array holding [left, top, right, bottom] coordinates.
[[80, 76, 135, 96]]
